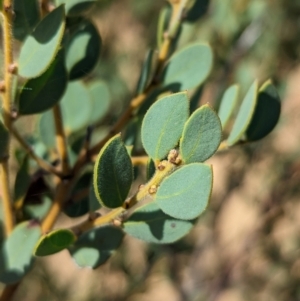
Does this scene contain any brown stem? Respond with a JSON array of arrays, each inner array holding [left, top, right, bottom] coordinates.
[[41, 180, 71, 233], [52, 104, 71, 176], [131, 156, 149, 166]]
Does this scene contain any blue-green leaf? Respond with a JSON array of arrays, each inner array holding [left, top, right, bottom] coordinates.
[[155, 163, 212, 220], [141, 92, 189, 161], [161, 43, 213, 91], [123, 202, 195, 244], [180, 105, 222, 163], [69, 226, 124, 268], [18, 5, 65, 79], [0, 221, 41, 284]]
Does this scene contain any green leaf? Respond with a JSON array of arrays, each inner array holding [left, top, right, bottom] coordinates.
[[61, 81, 92, 134], [157, 5, 171, 48], [94, 134, 133, 208], [66, 20, 101, 80], [37, 110, 55, 148], [34, 229, 76, 256], [69, 226, 124, 268], [88, 81, 110, 125], [180, 105, 222, 163], [13, 0, 40, 41], [18, 50, 67, 115], [141, 92, 189, 160], [89, 180, 100, 211], [64, 171, 91, 217], [0, 121, 9, 158], [160, 43, 213, 91], [14, 156, 30, 210], [218, 84, 239, 129], [0, 221, 41, 284], [246, 80, 281, 141], [155, 163, 212, 220], [123, 202, 195, 244], [146, 158, 156, 181], [18, 5, 66, 79], [136, 49, 157, 94], [56, 0, 95, 16], [227, 81, 258, 146]]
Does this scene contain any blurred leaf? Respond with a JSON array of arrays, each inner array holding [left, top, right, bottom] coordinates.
[[227, 81, 258, 146], [66, 19, 101, 80], [64, 171, 91, 217], [18, 50, 67, 115], [0, 221, 41, 284], [34, 229, 76, 256], [14, 156, 30, 210], [185, 0, 210, 22], [157, 4, 171, 48], [56, 0, 95, 16], [19, 5, 65, 79], [246, 80, 281, 141], [23, 195, 52, 221], [13, 0, 40, 41], [0, 121, 9, 158], [61, 81, 92, 134], [37, 110, 55, 148], [123, 202, 195, 243], [141, 92, 189, 160], [180, 104, 222, 163], [88, 81, 110, 125], [156, 163, 212, 220], [160, 43, 213, 91], [136, 49, 157, 94], [69, 226, 124, 268], [146, 158, 156, 181], [218, 84, 239, 129], [94, 134, 133, 208]]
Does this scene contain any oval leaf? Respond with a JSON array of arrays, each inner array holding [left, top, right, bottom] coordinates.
[[88, 81, 110, 125], [13, 0, 40, 41], [34, 229, 76, 256], [246, 80, 281, 141], [19, 5, 65, 79], [141, 92, 189, 160], [156, 163, 212, 220], [180, 105, 222, 163], [69, 226, 124, 268], [218, 84, 239, 129], [66, 20, 101, 80], [0, 221, 41, 284], [227, 81, 258, 146], [61, 81, 92, 134], [37, 110, 55, 148], [93, 134, 133, 208], [161, 43, 213, 91], [18, 50, 67, 115], [123, 202, 195, 244]]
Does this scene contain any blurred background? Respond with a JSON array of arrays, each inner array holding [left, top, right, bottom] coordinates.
[[8, 0, 300, 300]]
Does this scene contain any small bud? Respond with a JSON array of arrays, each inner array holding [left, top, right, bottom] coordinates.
[[158, 160, 167, 171], [174, 157, 182, 165], [8, 63, 18, 74], [149, 185, 157, 194], [138, 184, 145, 190], [168, 149, 179, 163]]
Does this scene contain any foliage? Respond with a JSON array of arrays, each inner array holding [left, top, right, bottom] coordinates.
[[0, 0, 282, 299]]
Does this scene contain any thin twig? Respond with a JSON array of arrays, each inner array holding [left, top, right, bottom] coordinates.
[[131, 156, 149, 166], [10, 125, 64, 177]]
